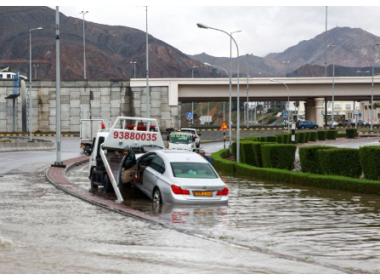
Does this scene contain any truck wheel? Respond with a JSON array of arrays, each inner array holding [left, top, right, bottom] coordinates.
[[103, 174, 114, 193]]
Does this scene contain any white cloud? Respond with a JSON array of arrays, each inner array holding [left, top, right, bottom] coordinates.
[[50, 5, 380, 57]]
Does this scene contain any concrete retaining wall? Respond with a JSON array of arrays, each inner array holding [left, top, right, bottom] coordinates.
[[0, 80, 180, 133]]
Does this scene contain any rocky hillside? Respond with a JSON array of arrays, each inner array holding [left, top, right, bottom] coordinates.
[[0, 6, 208, 80]]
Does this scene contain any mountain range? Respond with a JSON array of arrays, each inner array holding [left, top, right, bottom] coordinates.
[[1, 6, 380, 80]]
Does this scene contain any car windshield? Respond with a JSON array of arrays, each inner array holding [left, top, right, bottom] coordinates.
[[181, 129, 195, 135], [169, 133, 192, 144], [171, 162, 218, 179]]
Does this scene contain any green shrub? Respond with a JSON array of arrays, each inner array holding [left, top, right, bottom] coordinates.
[[318, 148, 362, 178], [261, 144, 297, 170], [211, 149, 236, 175], [241, 136, 260, 142], [240, 142, 256, 166], [249, 142, 276, 167], [327, 130, 338, 140], [299, 145, 336, 174], [231, 141, 237, 159], [235, 163, 380, 196], [359, 146, 380, 180], [260, 136, 268, 142], [212, 149, 380, 196], [276, 135, 284, 143], [297, 132, 307, 143], [309, 132, 317, 141], [266, 136, 277, 142], [346, 128, 358, 139], [282, 133, 291, 144], [305, 132, 311, 143], [0, 138, 12, 143], [337, 132, 346, 138], [317, 130, 327, 140]]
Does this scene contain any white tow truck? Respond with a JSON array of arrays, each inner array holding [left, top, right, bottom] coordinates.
[[88, 117, 165, 202]]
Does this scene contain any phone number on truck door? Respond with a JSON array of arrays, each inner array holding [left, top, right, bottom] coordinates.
[[113, 131, 157, 141]]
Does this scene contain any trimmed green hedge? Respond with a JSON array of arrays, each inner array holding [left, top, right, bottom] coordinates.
[[299, 145, 336, 174], [211, 149, 235, 175], [250, 142, 276, 167], [266, 136, 278, 142], [261, 144, 297, 170], [297, 132, 307, 143], [317, 130, 327, 140], [309, 132, 318, 141], [212, 148, 380, 196], [260, 136, 268, 142], [346, 128, 358, 139], [282, 133, 291, 144], [241, 136, 260, 142], [240, 142, 255, 166], [327, 130, 338, 140], [276, 135, 284, 143], [337, 132, 346, 138], [318, 148, 362, 178], [359, 146, 380, 180]]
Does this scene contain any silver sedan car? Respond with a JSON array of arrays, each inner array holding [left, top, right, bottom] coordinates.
[[132, 150, 228, 205]]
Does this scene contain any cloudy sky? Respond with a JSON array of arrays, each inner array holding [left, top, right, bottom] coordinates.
[[37, 1, 380, 57]]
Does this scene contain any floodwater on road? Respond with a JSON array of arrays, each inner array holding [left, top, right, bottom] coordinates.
[[69, 162, 380, 274], [1, 171, 345, 274]]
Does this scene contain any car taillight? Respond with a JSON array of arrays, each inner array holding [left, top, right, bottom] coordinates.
[[171, 185, 190, 195], [217, 186, 229, 196]]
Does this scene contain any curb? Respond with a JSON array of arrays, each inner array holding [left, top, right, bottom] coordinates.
[[0, 141, 55, 153]]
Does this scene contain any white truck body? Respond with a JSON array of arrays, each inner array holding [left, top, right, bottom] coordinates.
[[89, 116, 165, 202]]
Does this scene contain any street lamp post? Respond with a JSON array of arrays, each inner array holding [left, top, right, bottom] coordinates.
[[198, 23, 241, 162], [80, 11, 89, 80], [191, 66, 198, 78], [130, 61, 137, 78], [328, 44, 336, 128], [145, 7, 150, 118], [371, 43, 380, 131], [33, 64, 39, 80], [283, 60, 289, 77], [270, 79, 290, 133], [29, 27, 43, 141]]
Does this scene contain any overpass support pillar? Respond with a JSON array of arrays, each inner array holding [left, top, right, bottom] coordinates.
[[305, 98, 324, 126]]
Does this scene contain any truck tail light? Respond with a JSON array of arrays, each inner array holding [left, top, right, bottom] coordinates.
[[171, 185, 190, 195], [217, 186, 229, 196]]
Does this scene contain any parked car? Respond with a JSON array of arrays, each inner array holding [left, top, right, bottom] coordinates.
[[180, 128, 201, 148], [338, 120, 354, 127], [132, 150, 228, 205], [296, 120, 319, 129], [327, 121, 338, 126], [357, 120, 369, 126]]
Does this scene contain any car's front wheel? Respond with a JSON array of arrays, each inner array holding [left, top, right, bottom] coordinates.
[[152, 188, 162, 204], [301, 126, 306, 130], [313, 125, 318, 129]]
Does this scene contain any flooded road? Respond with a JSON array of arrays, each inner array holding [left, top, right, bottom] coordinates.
[[1, 171, 345, 273], [69, 162, 380, 274]]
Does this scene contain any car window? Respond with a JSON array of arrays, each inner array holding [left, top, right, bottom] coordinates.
[[170, 162, 218, 179], [140, 154, 156, 166], [181, 129, 196, 135], [149, 156, 165, 174], [123, 153, 136, 168]]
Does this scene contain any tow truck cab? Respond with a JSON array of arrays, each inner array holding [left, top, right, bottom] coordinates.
[[168, 132, 198, 152]]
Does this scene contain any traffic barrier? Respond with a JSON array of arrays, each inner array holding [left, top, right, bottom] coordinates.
[[0, 133, 76, 137]]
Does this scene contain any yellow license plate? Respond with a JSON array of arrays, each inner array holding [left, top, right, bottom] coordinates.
[[193, 191, 213, 197]]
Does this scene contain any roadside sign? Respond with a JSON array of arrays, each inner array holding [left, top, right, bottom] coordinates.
[[186, 112, 193, 118], [283, 112, 288, 118], [220, 121, 229, 130], [358, 113, 362, 117]]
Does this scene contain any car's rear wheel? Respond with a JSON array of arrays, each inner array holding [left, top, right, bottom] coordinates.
[[313, 125, 318, 129], [301, 126, 306, 130], [152, 188, 162, 204]]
